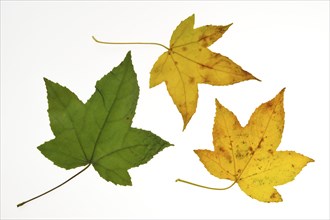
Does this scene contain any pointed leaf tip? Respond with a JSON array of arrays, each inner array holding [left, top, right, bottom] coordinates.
[[182, 122, 188, 131], [125, 50, 132, 58], [223, 23, 233, 31], [215, 98, 224, 110], [275, 87, 286, 100], [122, 51, 132, 64], [215, 98, 220, 106], [43, 77, 51, 85], [43, 78, 55, 91], [190, 14, 195, 20]]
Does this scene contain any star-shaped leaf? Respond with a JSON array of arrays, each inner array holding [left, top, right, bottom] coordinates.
[[150, 14, 259, 129], [194, 89, 313, 202], [18, 52, 172, 207], [17, 52, 171, 207], [40, 52, 171, 185]]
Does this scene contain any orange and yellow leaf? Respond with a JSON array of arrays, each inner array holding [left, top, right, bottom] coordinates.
[[195, 89, 314, 202]]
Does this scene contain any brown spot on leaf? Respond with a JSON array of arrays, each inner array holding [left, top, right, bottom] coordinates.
[[188, 77, 195, 84], [199, 64, 212, 70], [181, 46, 187, 51], [268, 149, 274, 155], [270, 192, 277, 199], [256, 138, 264, 149], [198, 34, 205, 40], [266, 102, 273, 108], [291, 164, 295, 168], [249, 147, 255, 155], [202, 76, 210, 83], [219, 147, 225, 152], [236, 152, 244, 159], [213, 53, 222, 59]]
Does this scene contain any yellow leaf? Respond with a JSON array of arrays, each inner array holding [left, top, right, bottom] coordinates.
[[150, 14, 259, 129], [194, 89, 314, 202]]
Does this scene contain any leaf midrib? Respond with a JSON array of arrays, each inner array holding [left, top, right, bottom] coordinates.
[[236, 100, 281, 183], [51, 85, 88, 161], [93, 138, 161, 165], [88, 67, 128, 163]]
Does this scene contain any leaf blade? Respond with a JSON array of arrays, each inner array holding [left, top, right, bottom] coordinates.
[[38, 138, 88, 170], [238, 151, 313, 202], [43, 78, 88, 161]]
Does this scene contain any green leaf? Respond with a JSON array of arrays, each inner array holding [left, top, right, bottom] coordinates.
[[38, 51, 172, 186]]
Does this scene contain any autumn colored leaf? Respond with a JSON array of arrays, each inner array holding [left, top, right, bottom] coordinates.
[[178, 89, 313, 202], [17, 52, 172, 207], [150, 14, 259, 129]]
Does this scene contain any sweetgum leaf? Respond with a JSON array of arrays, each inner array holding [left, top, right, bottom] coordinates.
[[38, 51, 172, 186], [194, 89, 313, 202], [150, 14, 259, 129]]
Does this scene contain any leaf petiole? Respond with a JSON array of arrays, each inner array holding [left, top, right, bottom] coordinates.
[[92, 36, 170, 50], [175, 178, 236, 190], [17, 164, 91, 207]]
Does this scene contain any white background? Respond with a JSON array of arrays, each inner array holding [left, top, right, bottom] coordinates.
[[1, 1, 329, 219]]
